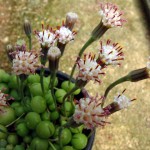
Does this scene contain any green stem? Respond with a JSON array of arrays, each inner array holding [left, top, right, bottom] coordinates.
[[40, 68, 45, 94], [63, 117, 82, 128], [6, 113, 25, 128], [20, 80, 24, 99], [101, 75, 129, 107], [17, 76, 21, 97], [50, 71, 57, 107], [62, 86, 79, 104], [58, 126, 64, 149], [18, 75, 26, 99], [62, 86, 79, 117], [48, 141, 57, 150], [69, 37, 95, 82], [87, 129, 95, 138], [28, 35, 32, 50], [78, 37, 95, 57]]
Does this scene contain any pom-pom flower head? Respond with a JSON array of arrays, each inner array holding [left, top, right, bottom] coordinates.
[[99, 3, 126, 28], [104, 90, 136, 114], [12, 50, 39, 75], [56, 26, 76, 44], [98, 40, 124, 66], [76, 53, 104, 83], [114, 91, 131, 109], [35, 23, 57, 48], [114, 89, 136, 109], [73, 96, 109, 129]]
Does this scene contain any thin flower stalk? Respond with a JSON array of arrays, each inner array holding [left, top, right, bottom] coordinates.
[[69, 37, 95, 82], [101, 76, 129, 107], [102, 63, 149, 107]]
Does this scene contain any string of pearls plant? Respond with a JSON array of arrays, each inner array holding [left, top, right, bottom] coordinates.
[[0, 2, 149, 150]]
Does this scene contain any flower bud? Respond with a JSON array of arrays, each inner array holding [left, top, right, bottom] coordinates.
[[65, 12, 78, 30], [6, 44, 14, 62], [24, 19, 32, 37], [127, 67, 149, 82], [48, 47, 61, 72]]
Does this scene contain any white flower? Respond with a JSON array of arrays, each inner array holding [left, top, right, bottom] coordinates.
[[114, 93, 130, 109], [73, 96, 108, 129], [12, 51, 39, 75], [56, 26, 75, 44], [0, 90, 7, 106], [76, 53, 104, 83], [98, 40, 124, 65], [99, 3, 126, 28], [35, 29, 56, 47]]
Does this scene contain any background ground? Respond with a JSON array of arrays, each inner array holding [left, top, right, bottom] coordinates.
[[0, 0, 150, 149]]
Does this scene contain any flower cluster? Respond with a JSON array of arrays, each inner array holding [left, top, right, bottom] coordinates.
[[35, 22, 76, 48], [12, 50, 39, 75], [76, 53, 104, 83], [99, 3, 126, 28], [73, 96, 109, 129]]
